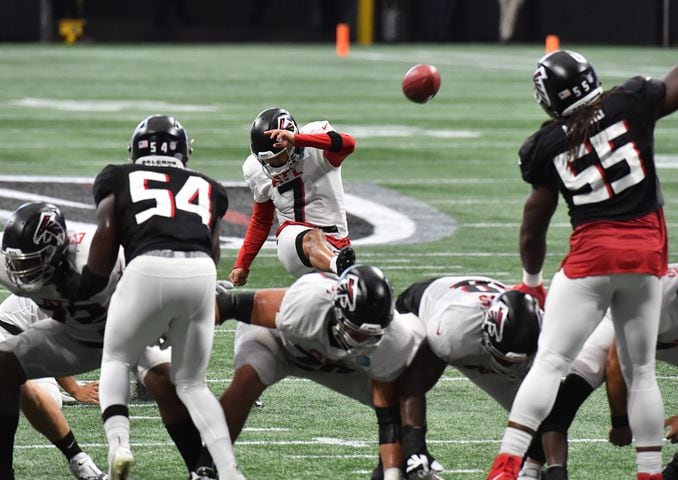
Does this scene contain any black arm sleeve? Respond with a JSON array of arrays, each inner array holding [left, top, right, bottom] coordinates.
[[216, 290, 255, 324]]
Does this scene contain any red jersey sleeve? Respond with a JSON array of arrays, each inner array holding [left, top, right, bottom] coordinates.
[[294, 131, 356, 167], [233, 200, 275, 271]]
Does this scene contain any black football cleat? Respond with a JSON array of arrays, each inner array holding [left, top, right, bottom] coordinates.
[[544, 465, 568, 480], [190, 466, 217, 480], [335, 246, 356, 275], [664, 453, 678, 480]]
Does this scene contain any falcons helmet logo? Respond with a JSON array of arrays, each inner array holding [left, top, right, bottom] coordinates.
[[33, 211, 66, 248], [335, 273, 359, 313]]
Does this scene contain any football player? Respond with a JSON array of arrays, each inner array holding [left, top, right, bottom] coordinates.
[[207, 265, 424, 480], [0, 202, 206, 480], [0, 294, 104, 480], [393, 276, 614, 480], [69, 115, 242, 480], [488, 51, 678, 480], [519, 263, 678, 480], [229, 107, 357, 286]]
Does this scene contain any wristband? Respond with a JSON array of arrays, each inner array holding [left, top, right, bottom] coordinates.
[[522, 268, 543, 287], [611, 414, 629, 429]]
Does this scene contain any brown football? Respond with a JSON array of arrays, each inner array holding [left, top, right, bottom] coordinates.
[[402, 64, 441, 104]]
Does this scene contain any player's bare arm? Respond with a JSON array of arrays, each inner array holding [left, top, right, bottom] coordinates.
[[216, 288, 286, 328], [89, 194, 120, 276], [372, 379, 402, 480], [210, 217, 222, 264], [398, 340, 447, 428], [660, 64, 678, 118], [519, 186, 558, 275]]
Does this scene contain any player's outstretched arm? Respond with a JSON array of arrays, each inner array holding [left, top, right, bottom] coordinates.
[[517, 186, 557, 307], [660, 64, 678, 118], [216, 286, 286, 328], [231, 200, 275, 286]]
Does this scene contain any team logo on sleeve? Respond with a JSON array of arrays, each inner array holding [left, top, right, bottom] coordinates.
[[33, 211, 66, 247], [336, 273, 359, 312]]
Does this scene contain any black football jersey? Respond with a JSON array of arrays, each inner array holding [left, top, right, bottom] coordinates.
[[92, 160, 229, 263], [519, 76, 666, 227]]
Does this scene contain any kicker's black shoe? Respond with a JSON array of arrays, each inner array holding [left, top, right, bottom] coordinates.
[[336, 246, 356, 275]]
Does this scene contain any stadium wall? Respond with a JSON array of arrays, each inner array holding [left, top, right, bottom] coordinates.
[[0, 0, 671, 46]]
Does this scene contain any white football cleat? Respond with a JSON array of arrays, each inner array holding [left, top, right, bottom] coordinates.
[[517, 462, 544, 479], [108, 446, 134, 480], [68, 452, 108, 480]]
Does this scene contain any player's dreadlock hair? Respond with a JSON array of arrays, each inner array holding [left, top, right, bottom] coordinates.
[[562, 94, 605, 160]]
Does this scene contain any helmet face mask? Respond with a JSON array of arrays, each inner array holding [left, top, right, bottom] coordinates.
[[533, 50, 602, 119], [2, 202, 68, 292], [331, 307, 384, 355], [128, 114, 192, 164], [331, 265, 394, 356], [250, 108, 300, 178], [481, 291, 543, 378]]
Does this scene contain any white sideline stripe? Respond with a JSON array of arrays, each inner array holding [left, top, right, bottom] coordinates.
[[58, 374, 678, 398], [353, 468, 483, 475], [0, 188, 95, 209], [14, 437, 616, 450], [10, 98, 220, 113]]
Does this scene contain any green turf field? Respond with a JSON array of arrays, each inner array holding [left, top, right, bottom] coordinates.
[[2, 43, 678, 479]]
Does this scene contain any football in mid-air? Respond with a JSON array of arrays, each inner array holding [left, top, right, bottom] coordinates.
[[402, 64, 441, 104]]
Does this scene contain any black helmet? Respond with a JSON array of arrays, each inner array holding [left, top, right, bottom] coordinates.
[[250, 107, 300, 176], [128, 114, 191, 164], [533, 50, 602, 118], [2, 202, 68, 292], [332, 265, 394, 355], [481, 290, 542, 378]]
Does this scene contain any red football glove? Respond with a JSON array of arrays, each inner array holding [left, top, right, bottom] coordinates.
[[512, 283, 546, 309]]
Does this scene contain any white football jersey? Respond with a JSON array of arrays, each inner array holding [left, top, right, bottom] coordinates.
[[275, 273, 424, 382], [419, 276, 507, 369], [0, 228, 124, 343], [243, 121, 349, 238], [416, 276, 534, 409]]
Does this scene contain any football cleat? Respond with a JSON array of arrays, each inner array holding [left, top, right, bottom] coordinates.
[[487, 453, 522, 480], [664, 453, 678, 480], [108, 446, 134, 480], [637, 474, 663, 480], [543, 465, 568, 480], [335, 246, 356, 276], [68, 452, 108, 480], [189, 465, 218, 479], [517, 462, 543, 479]]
